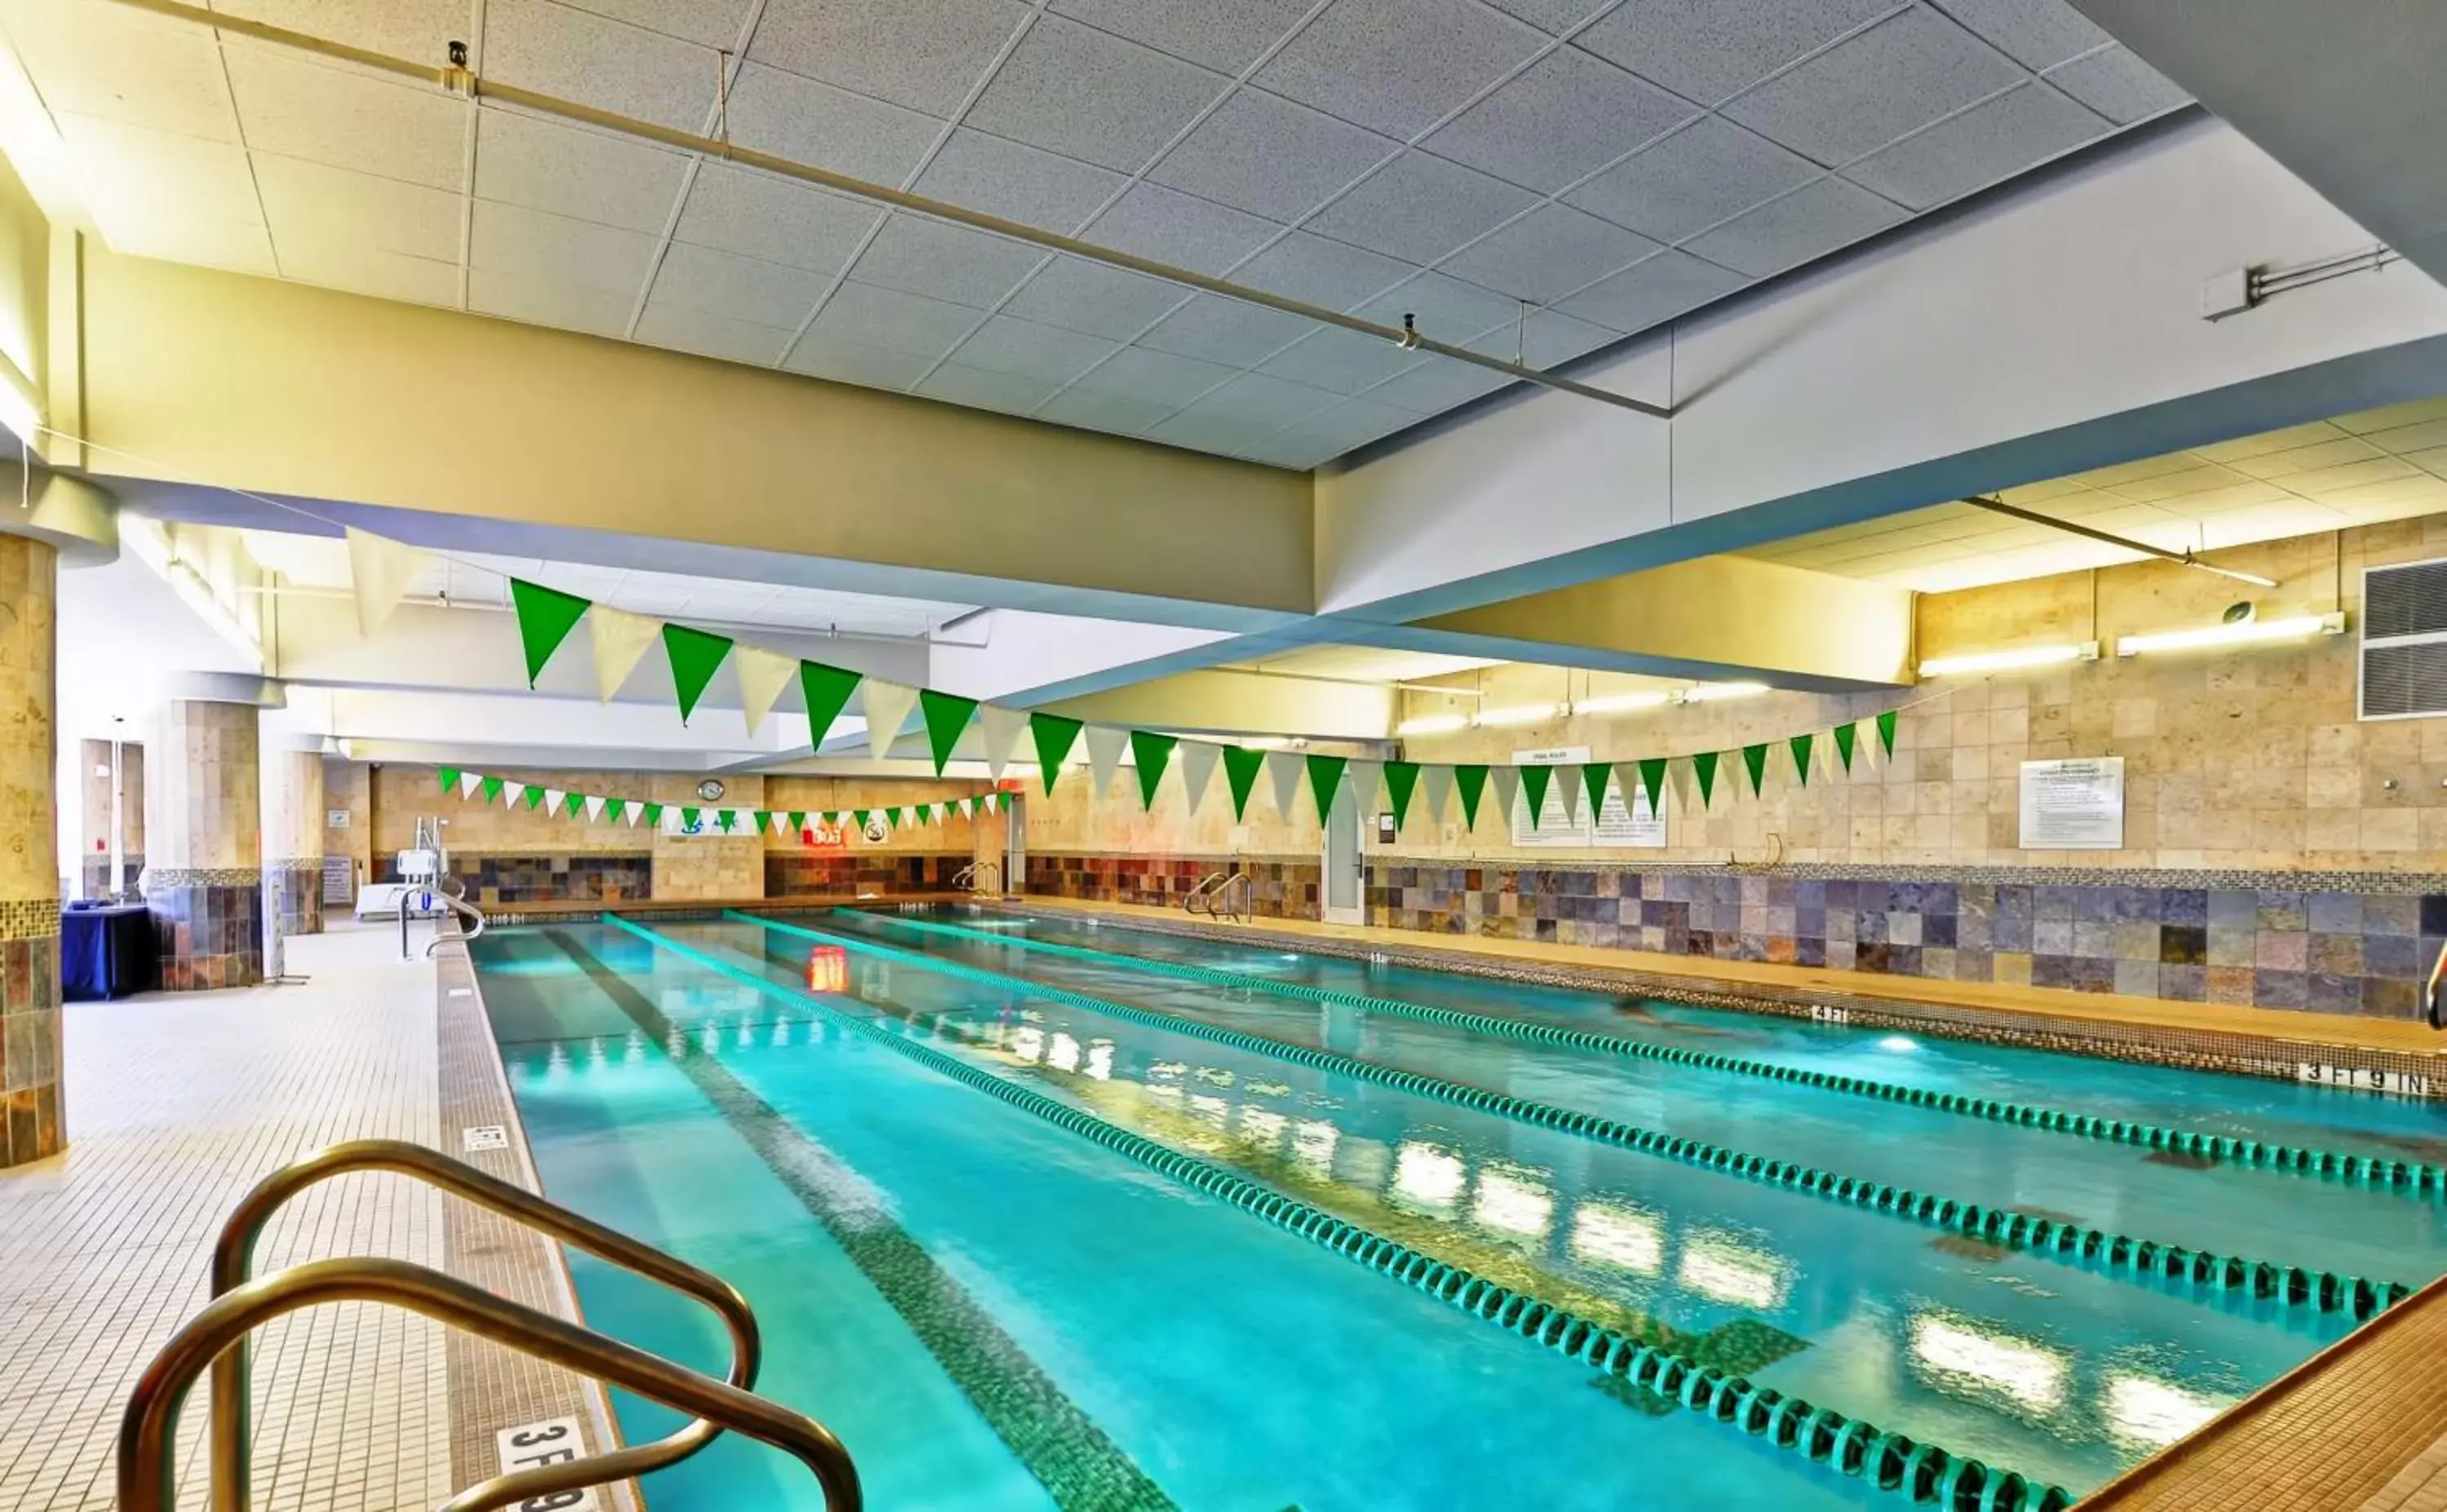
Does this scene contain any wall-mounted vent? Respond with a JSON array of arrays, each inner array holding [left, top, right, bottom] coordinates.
[[2361, 558, 2447, 719]]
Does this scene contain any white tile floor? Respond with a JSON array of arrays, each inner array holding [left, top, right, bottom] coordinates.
[[0, 924, 451, 1512]]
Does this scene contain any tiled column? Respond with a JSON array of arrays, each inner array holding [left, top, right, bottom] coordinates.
[[260, 743, 325, 935], [145, 697, 263, 990], [0, 534, 63, 1167], [75, 736, 142, 900]]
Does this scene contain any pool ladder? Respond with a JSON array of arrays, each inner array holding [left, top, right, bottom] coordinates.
[[1185, 871, 1252, 924], [118, 1138, 861, 1512], [952, 860, 1002, 895], [423, 880, 489, 957]]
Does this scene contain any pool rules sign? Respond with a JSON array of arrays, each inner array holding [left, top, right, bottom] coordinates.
[[2018, 758, 2124, 849]]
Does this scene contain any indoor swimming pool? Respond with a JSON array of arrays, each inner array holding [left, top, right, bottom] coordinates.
[[471, 908, 2447, 1511]]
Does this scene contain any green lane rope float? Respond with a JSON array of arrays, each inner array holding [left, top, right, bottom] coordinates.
[[745, 912, 2409, 1324], [835, 907, 2447, 1201], [613, 915, 2074, 1512]]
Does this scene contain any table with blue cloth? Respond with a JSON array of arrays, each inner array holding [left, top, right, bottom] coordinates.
[[61, 903, 159, 1001]]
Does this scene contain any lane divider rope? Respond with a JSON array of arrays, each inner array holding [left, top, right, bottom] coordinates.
[[617, 914, 2074, 1512], [834, 906, 2447, 1200], [747, 912, 2409, 1324]]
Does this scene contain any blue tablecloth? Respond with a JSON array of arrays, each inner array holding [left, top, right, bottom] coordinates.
[[62, 904, 158, 1001]]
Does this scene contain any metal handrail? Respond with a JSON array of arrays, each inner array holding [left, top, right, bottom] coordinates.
[[209, 1139, 762, 1512], [1215, 873, 1254, 925], [123, 1258, 860, 1512], [2428, 939, 2447, 1030], [965, 860, 1002, 895], [425, 890, 488, 956], [1183, 872, 1228, 916]]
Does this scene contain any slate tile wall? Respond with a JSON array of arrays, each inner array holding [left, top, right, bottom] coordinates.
[[1024, 854, 1321, 920]]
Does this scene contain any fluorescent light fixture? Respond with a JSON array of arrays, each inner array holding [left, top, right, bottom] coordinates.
[[1570, 690, 1673, 717], [1678, 682, 1768, 703], [1241, 735, 1292, 749], [1473, 701, 1560, 727], [1395, 712, 1470, 736], [1918, 642, 2097, 678], [2116, 612, 2344, 657]]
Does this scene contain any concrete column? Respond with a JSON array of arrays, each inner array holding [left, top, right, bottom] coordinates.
[[144, 693, 264, 990], [76, 736, 143, 900], [260, 743, 325, 935], [0, 534, 62, 1167]]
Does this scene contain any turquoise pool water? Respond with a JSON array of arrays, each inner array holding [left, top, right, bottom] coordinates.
[[473, 909, 2447, 1511]]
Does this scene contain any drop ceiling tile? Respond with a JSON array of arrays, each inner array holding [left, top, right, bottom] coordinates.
[[252, 153, 462, 263], [1138, 294, 1313, 366], [845, 214, 1045, 307], [1424, 46, 1699, 194], [651, 240, 831, 325], [1037, 384, 1180, 435], [1843, 81, 2108, 210], [2317, 475, 2447, 516], [555, 0, 757, 49], [950, 313, 1120, 382], [1555, 247, 1747, 332], [484, 0, 716, 131], [1047, 0, 1315, 74], [474, 108, 692, 232], [1234, 232, 1416, 312], [1145, 407, 1272, 455], [1255, 0, 1545, 141], [1440, 201, 1657, 305], [1068, 343, 1237, 406], [468, 265, 634, 336], [1464, 307, 1617, 366], [784, 334, 938, 387], [215, 0, 464, 61], [1253, 398, 1421, 466], [2337, 397, 2447, 435], [968, 15, 1231, 173], [223, 46, 467, 190], [724, 60, 946, 186], [673, 163, 880, 271], [917, 362, 1064, 413], [1148, 90, 1395, 222], [634, 296, 794, 363], [468, 199, 661, 294], [1350, 269, 1523, 345], [914, 129, 1128, 232], [1478, 0, 1605, 34], [1564, 115, 1818, 242], [100, 210, 273, 276], [1926, 0, 2110, 70], [55, 113, 262, 226], [2178, 422, 2345, 462], [1, 0, 234, 140], [1722, 7, 2025, 168], [1681, 175, 1904, 277], [2097, 462, 2244, 503], [2361, 418, 2447, 457], [1085, 183, 1285, 274], [1305, 152, 1538, 264], [1002, 257, 1189, 339], [2044, 44, 2190, 125], [2283, 457, 2423, 499], [805, 279, 981, 356], [747, 0, 1029, 117], [1363, 356, 1511, 413], [2405, 446, 2447, 480], [2227, 436, 2386, 480], [1576, 0, 1895, 108], [1257, 326, 1425, 394]]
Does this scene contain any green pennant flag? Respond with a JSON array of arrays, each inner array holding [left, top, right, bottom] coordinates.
[[1636, 757, 1667, 816], [510, 578, 590, 687], [1580, 762, 1613, 819], [1129, 730, 1176, 810], [1518, 764, 1553, 829], [643, 802, 663, 826], [662, 623, 734, 725], [1833, 721, 1858, 771], [1029, 713, 1083, 795], [715, 809, 737, 833], [918, 689, 979, 776], [1222, 745, 1266, 820], [564, 791, 586, 817], [789, 811, 807, 832], [480, 775, 505, 804], [1303, 754, 1347, 825], [1741, 743, 1769, 795], [1454, 764, 1489, 829], [753, 810, 772, 833], [524, 785, 547, 811], [1692, 751, 1719, 808], [438, 766, 460, 794], [799, 661, 862, 749], [605, 798, 626, 823], [1876, 708, 1898, 758], [853, 809, 871, 831], [1383, 760, 1421, 830], [1789, 732, 1815, 788], [681, 807, 701, 829]]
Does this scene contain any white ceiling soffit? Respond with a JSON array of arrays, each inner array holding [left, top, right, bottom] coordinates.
[[1229, 643, 1502, 684], [1741, 396, 2447, 592], [236, 528, 974, 638], [2, 0, 2187, 470]]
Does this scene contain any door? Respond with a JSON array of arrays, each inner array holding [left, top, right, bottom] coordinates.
[[1321, 780, 1364, 925]]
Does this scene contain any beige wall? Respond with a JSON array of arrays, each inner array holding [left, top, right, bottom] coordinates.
[[145, 699, 259, 872], [322, 757, 371, 886], [1024, 764, 1321, 861]]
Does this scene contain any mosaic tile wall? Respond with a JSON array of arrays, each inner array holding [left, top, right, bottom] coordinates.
[[0, 906, 61, 1168], [1365, 862, 2447, 1019], [267, 858, 323, 935], [378, 853, 653, 905], [147, 869, 264, 992], [1024, 854, 1322, 920], [766, 852, 970, 897]]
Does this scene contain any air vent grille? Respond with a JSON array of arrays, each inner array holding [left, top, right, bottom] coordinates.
[[2365, 559, 2447, 639], [2361, 558, 2447, 720]]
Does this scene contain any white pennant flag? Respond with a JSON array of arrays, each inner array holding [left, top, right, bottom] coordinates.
[[932, 802, 949, 824], [458, 770, 483, 798], [982, 791, 1000, 815], [626, 800, 645, 826], [977, 704, 1029, 779], [584, 794, 606, 822], [1489, 766, 1520, 826], [503, 782, 525, 808], [1555, 763, 1581, 825], [771, 811, 790, 836], [860, 679, 919, 761], [588, 605, 661, 702], [1347, 759, 1383, 817], [542, 787, 566, 816], [344, 528, 431, 638], [736, 647, 796, 737], [1421, 763, 1454, 826], [1083, 725, 1129, 798], [1177, 741, 1221, 815], [1265, 749, 1305, 820]]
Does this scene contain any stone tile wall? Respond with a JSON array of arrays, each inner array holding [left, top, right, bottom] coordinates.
[[147, 871, 263, 993], [1024, 854, 1322, 920], [266, 858, 325, 935], [766, 852, 969, 898], [0, 901, 61, 1166], [382, 852, 652, 905]]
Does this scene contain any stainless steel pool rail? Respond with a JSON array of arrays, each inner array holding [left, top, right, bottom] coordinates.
[[179, 1138, 856, 1512], [953, 860, 1002, 895], [425, 889, 489, 956], [1211, 873, 1253, 924], [2428, 938, 2446, 1030], [1182, 872, 1228, 917]]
